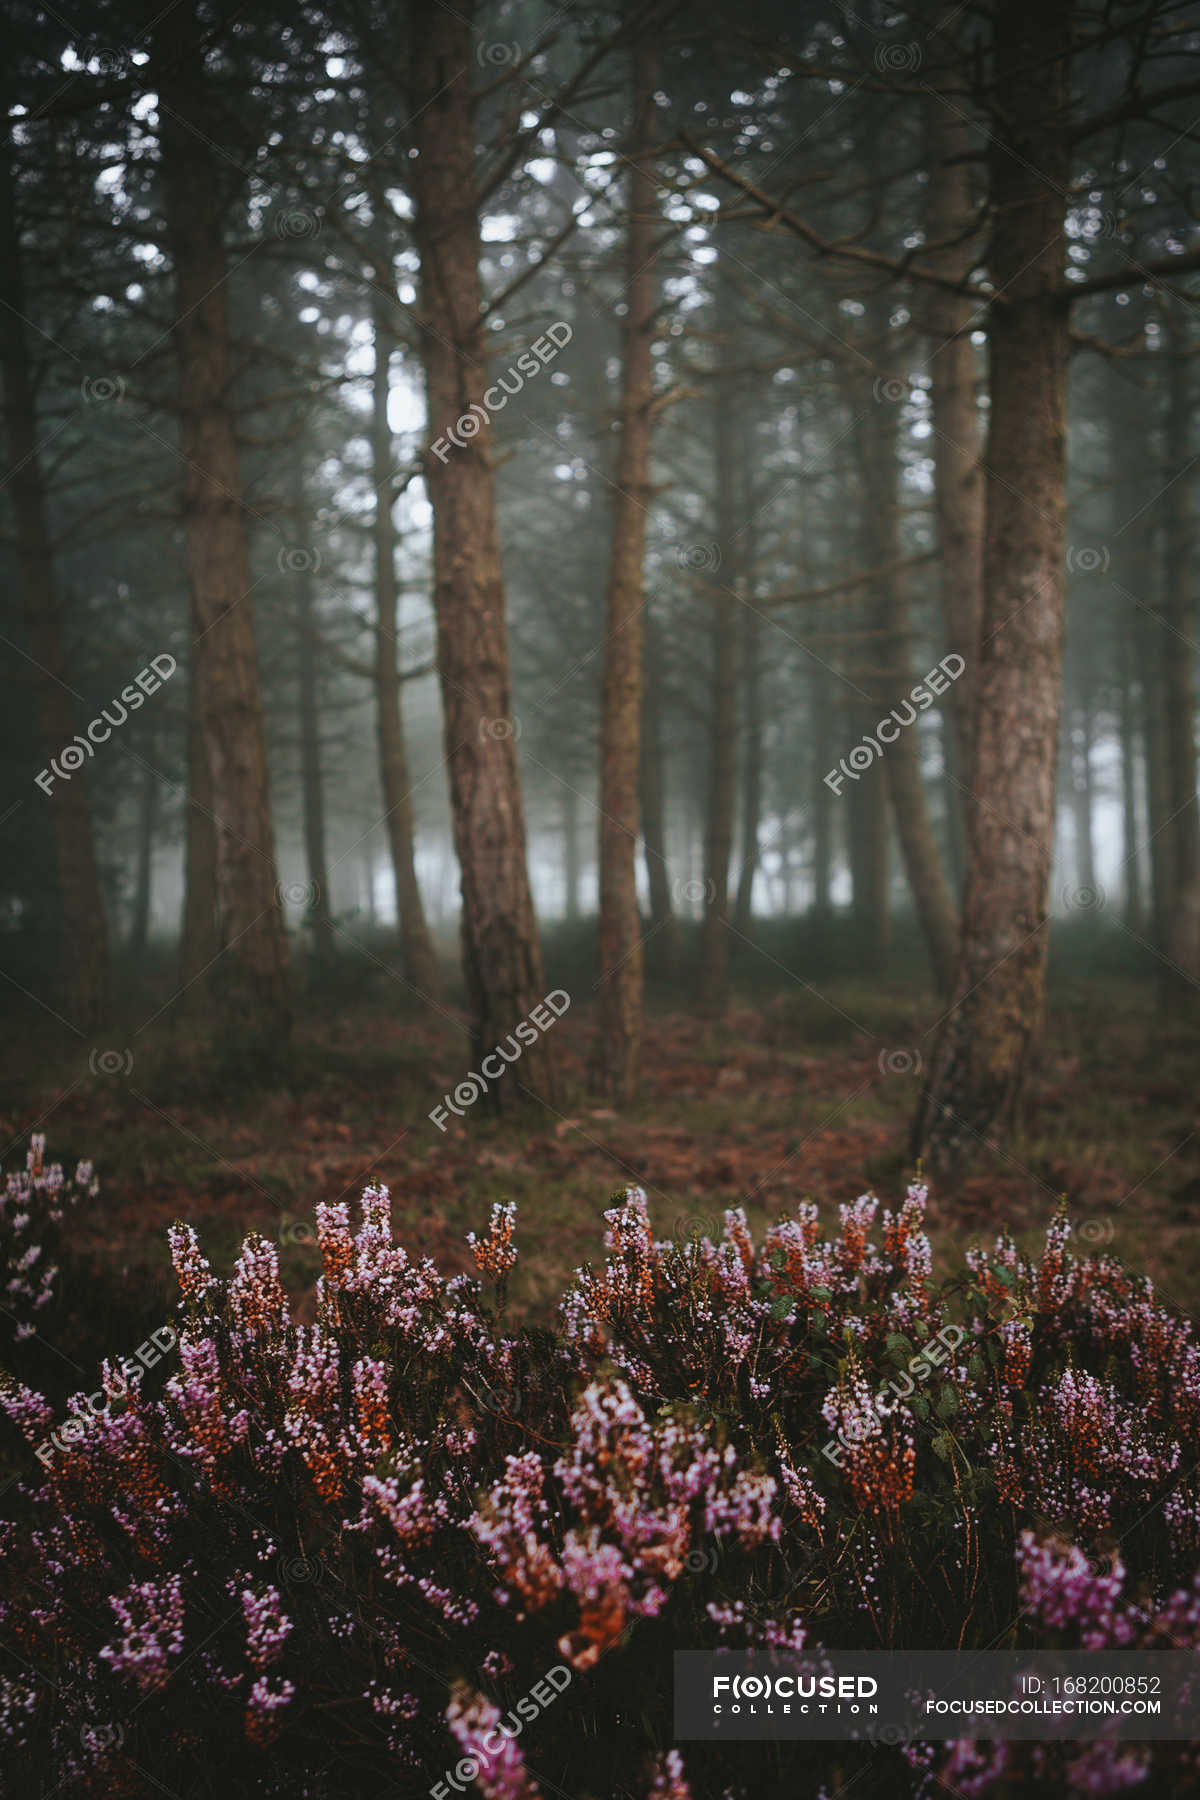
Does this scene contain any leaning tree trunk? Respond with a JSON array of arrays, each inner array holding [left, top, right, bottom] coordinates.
[[1160, 306, 1200, 1004], [698, 280, 740, 1013], [0, 137, 109, 1029], [409, 0, 554, 1100], [593, 27, 660, 1099], [371, 299, 439, 999], [913, 0, 1072, 1172], [153, 6, 291, 1041]]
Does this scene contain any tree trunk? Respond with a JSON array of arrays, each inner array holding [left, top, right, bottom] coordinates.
[[153, 6, 291, 1041], [921, 25, 985, 808], [640, 624, 682, 980], [913, 0, 1072, 1173], [592, 28, 659, 1098], [864, 324, 959, 995], [734, 594, 762, 935], [563, 782, 581, 923], [372, 300, 439, 999], [181, 662, 220, 989], [811, 645, 834, 914], [1071, 701, 1096, 898], [698, 277, 740, 1011], [294, 487, 335, 964], [128, 759, 159, 959], [409, 0, 554, 1101], [0, 137, 109, 1029], [1119, 673, 1144, 933], [1160, 307, 1200, 1003]]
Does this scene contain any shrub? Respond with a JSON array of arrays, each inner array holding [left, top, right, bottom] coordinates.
[[0, 1179, 1197, 1798], [0, 1134, 97, 1347]]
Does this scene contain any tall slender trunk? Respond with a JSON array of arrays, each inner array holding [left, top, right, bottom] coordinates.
[[1119, 674, 1144, 932], [1160, 308, 1200, 1002], [563, 782, 581, 923], [846, 388, 891, 968], [409, 0, 554, 1101], [699, 275, 740, 1009], [593, 27, 659, 1098], [294, 492, 335, 964], [1139, 604, 1174, 955], [640, 625, 681, 980], [734, 595, 762, 934], [181, 662, 220, 988], [1071, 701, 1096, 896], [811, 644, 834, 914], [128, 759, 159, 959], [922, 26, 985, 811], [0, 138, 109, 1028], [865, 322, 959, 994], [914, 0, 1072, 1172], [372, 301, 439, 999], [153, 5, 290, 1040]]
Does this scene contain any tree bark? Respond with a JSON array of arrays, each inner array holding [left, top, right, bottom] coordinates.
[[913, 0, 1072, 1173], [409, 0, 554, 1101], [1160, 307, 1200, 1003], [640, 623, 682, 980], [153, 5, 291, 1041], [1070, 700, 1096, 898], [1119, 673, 1144, 933], [128, 758, 159, 959], [0, 137, 109, 1029], [180, 661, 220, 990], [864, 323, 959, 995], [293, 484, 335, 965], [371, 300, 439, 999], [921, 27, 985, 808], [698, 275, 740, 1010], [592, 27, 659, 1098], [811, 616, 835, 914]]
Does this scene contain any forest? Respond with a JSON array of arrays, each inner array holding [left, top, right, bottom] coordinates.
[[2, 0, 1200, 1796]]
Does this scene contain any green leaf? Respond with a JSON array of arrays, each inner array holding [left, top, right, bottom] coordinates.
[[912, 1396, 930, 1421], [936, 1386, 959, 1419], [811, 1286, 833, 1301], [931, 1433, 952, 1462], [885, 1332, 915, 1364]]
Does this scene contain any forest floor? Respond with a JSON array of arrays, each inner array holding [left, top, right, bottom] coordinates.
[[3, 917, 1200, 1382]]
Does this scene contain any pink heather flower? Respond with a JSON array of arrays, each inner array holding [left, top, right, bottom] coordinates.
[[242, 1585, 291, 1670], [99, 1574, 185, 1693], [445, 1683, 543, 1800], [646, 1748, 693, 1798]]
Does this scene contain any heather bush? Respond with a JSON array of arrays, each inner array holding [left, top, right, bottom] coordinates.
[[0, 1178, 1198, 1798], [0, 1134, 96, 1347]]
